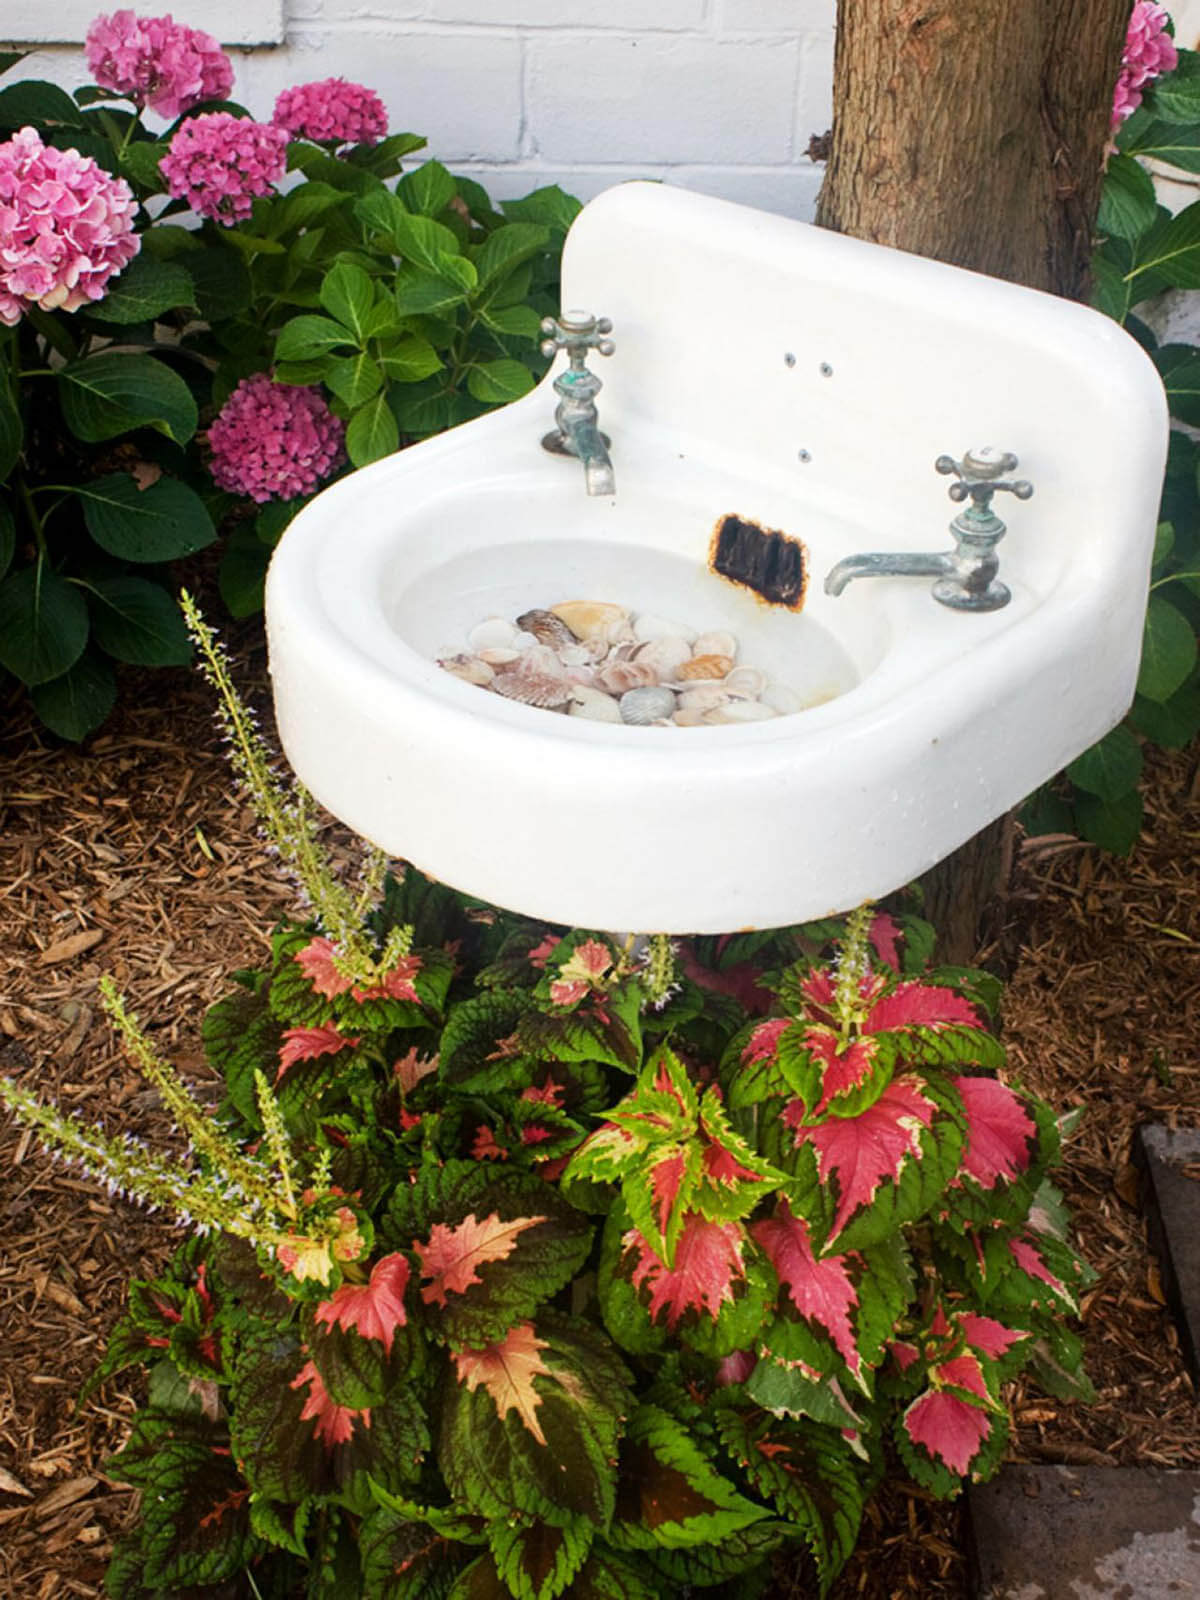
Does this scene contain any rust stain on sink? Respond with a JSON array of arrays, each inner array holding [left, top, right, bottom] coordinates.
[[708, 513, 808, 609]]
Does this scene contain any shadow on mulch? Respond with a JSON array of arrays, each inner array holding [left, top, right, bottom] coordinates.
[[0, 651, 1196, 1599]]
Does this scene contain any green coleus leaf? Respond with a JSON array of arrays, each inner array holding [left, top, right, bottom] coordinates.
[[608, 1403, 768, 1551], [201, 981, 280, 1129], [438, 1311, 632, 1528], [230, 1323, 430, 1513], [745, 1348, 866, 1434], [517, 963, 642, 1073], [716, 1411, 869, 1595], [136, 1435, 266, 1590], [397, 1160, 593, 1347], [784, 1075, 965, 1252], [439, 988, 534, 1091], [272, 924, 454, 1032], [249, 1496, 312, 1559], [488, 1515, 594, 1600], [694, 1085, 786, 1221], [359, 1503, 474, 1598], [639, 1520, 789, 1589], [945, 1223, 1093, 1320], [752, 1202, 912, 1395]]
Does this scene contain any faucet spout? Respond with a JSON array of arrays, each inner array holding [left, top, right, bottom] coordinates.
[[569, 421, 615, 496], [540, 311, 616, 497], [824, 551, 952, 596]]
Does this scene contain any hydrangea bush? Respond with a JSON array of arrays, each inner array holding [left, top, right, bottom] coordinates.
[[0, 612, 1095, 1599], [1027, 4, 1200, 850], [0, 15, 575, 742]]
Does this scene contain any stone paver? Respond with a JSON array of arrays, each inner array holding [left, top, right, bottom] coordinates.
[[968, 1464, 1200, 1598], [1135, 1124, 1200, 1385]]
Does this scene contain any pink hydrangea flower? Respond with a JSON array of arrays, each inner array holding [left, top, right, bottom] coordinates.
[[1113, 1, 1178, 125], [272, 77, 388, 147], [207, 374, 345, 502], [85, 10, 233, 120], [0, 126, 139, 327], [160, 111, 287, 226]]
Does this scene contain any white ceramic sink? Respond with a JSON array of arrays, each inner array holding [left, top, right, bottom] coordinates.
[[266, 182, 1168, 933]]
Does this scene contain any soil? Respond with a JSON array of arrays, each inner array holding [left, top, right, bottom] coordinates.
[[1, 637, 1197, 1600]]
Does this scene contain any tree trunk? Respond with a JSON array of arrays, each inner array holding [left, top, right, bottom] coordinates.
[[817, 0, 1131, 961]]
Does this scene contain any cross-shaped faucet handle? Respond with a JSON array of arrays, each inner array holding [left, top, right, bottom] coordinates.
[[540, 310, 615, 363], [936, 447, 1034, 506]]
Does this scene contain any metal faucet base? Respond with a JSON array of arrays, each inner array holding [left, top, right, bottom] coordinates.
[[932, 576, 1010, 612], [541, 429, 612, 457]]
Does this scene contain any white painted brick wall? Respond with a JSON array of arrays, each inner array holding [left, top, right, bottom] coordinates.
[[4, 0, 836, 219]]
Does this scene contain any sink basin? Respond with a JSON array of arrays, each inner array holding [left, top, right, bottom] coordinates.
[[266, 182, 1168, 933]]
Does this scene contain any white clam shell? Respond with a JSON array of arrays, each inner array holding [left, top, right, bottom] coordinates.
[[703, 699, 779, 724], [678, 685, 730, 713], [564, 664, 599, 687], [468, 616, 520, 653], [724, 666, 768, 700], [438, 653, 494, 686], [633, 613, 697, 645], [568, 686, 623, 722], [761, 682, 805, 714], [634, 636, 693, 679], [672, 707, 709, 727], [478, 647, 521, 666], [559, 643, 593, 667], [520, 644, 568, 677], [692, 630, 737, 660], [619, 686, 677, 725]]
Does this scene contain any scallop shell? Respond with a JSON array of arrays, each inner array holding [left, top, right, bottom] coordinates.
[[723, 666, 768, 700], [493, 668, 573, 709], [564, 664, 599, 687], [634, 613, 697, 645], [468, 616, 521, 654], [692, 630, 737, 660], [761, 682, 805, 714], [519, 644, 568, 678], [676, 653, 734, 682], [634, 635, 692, 679], [703, 699, 778, 724], [549, 601, 628, 640], [678, 684, 730, 713], [438, 653, 494, 686], [597, 659, 659, 695], [568, 686, 622, 722], [517, 608, 578, 649], [619, 686, 677, 724]]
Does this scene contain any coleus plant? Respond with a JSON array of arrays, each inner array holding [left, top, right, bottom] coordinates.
[[0, 617, 1095, 1600]]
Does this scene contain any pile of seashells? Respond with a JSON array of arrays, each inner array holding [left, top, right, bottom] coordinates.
[[436, 601, 805, 726]]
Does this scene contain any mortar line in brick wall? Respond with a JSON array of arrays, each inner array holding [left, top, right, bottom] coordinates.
[[299, 18, 717, 37]]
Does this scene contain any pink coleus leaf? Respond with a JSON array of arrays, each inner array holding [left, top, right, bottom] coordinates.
[[933, 1353, 989, 1402], [751, 1200, 863, 1382], [451, 1321, 556, 1445], [959, 1312, 1026, 1362], [804, 1029, 879, 1116], [903, 1389, 991, 1477], [352, 953, 422, 1005], [290, 1359, 369, 1449], [394, 1046, 438, 1093], [624, 1213, 747, 1330], [869, 912, 903, 969], [415, 1211, 545, 1307], [954, 1075, 1036, 1189], [867, 981, 983, 1034], [649, 1147, 691, 1238], [277, 1023, 360, 1082], [1008, 1235, 1073, 1305], [313, 1253, 409, 1356], [742, 1017, 791, 1065], [716, 1348, 757, 1386], [520, 1073, 565, 1107], [295, 936, 354, 999], [790, 1076, 937, 1240]]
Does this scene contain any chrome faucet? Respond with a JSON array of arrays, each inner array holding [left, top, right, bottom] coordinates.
[[540, 310, 615, 496], [824, 447, 1034, 612]]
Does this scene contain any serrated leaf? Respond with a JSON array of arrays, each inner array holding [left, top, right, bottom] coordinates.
[[751, 1202, 868, 1387], [1139, 594, 1197, 701], [745, 1352, 864, 1432], [471, 223, 551, 295], [609, 1403, 767, 1551], [1098, 153, 1159, 241], [377, 334, 443, 383], [439, 989, 534, 1090], [326, 350, 383, 407], [138, 1436, 265, 1590], [0, 564, 88, 686], [1131, 683, 1200, 747], [249, 1497, 311, 1559], [953, 1074, 1039, 1192], [1122, 114, 1200, 173], [394, 267, 472, 319], [88, 576, 192, 666], [1146, 53, 1200, 123], [786, 1076, 964, 1251], [898, 1387, 1001, 1489], [440, 1312, 631, 1528], [88, 255, 194, 324], [716, 1412, 868, 1595], [640, 1520, 787, 1588], [1154, 343, 1200, 426], [360, 1504, 470, 1598], [1068, 723, 1144, 800], [489, 1515, 593, 1600], [320, 261, 377, 345], [58, 353, 197, 445], [467, 358, 536, 404], [399, 159, 458, 217], [623, 1213, 749, 1331], [276, 313, 358, 362], [501, 186, 581, 237], [346, 391, 399, 466], [77, 471, 216, 562], [33, 652, 116, 744]]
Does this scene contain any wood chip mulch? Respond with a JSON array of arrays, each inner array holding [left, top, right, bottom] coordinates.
[[0, 651, 1196, 1600]]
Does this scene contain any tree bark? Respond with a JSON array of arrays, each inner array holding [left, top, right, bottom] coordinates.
[[817, 0, 1132, 961]]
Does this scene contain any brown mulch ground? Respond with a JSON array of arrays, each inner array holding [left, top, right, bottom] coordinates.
[[0, 646, 1197, 1599]]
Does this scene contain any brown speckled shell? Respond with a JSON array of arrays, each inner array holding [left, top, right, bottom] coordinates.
[[517, 608, 579, 649], [676, 654, 734, 681]]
